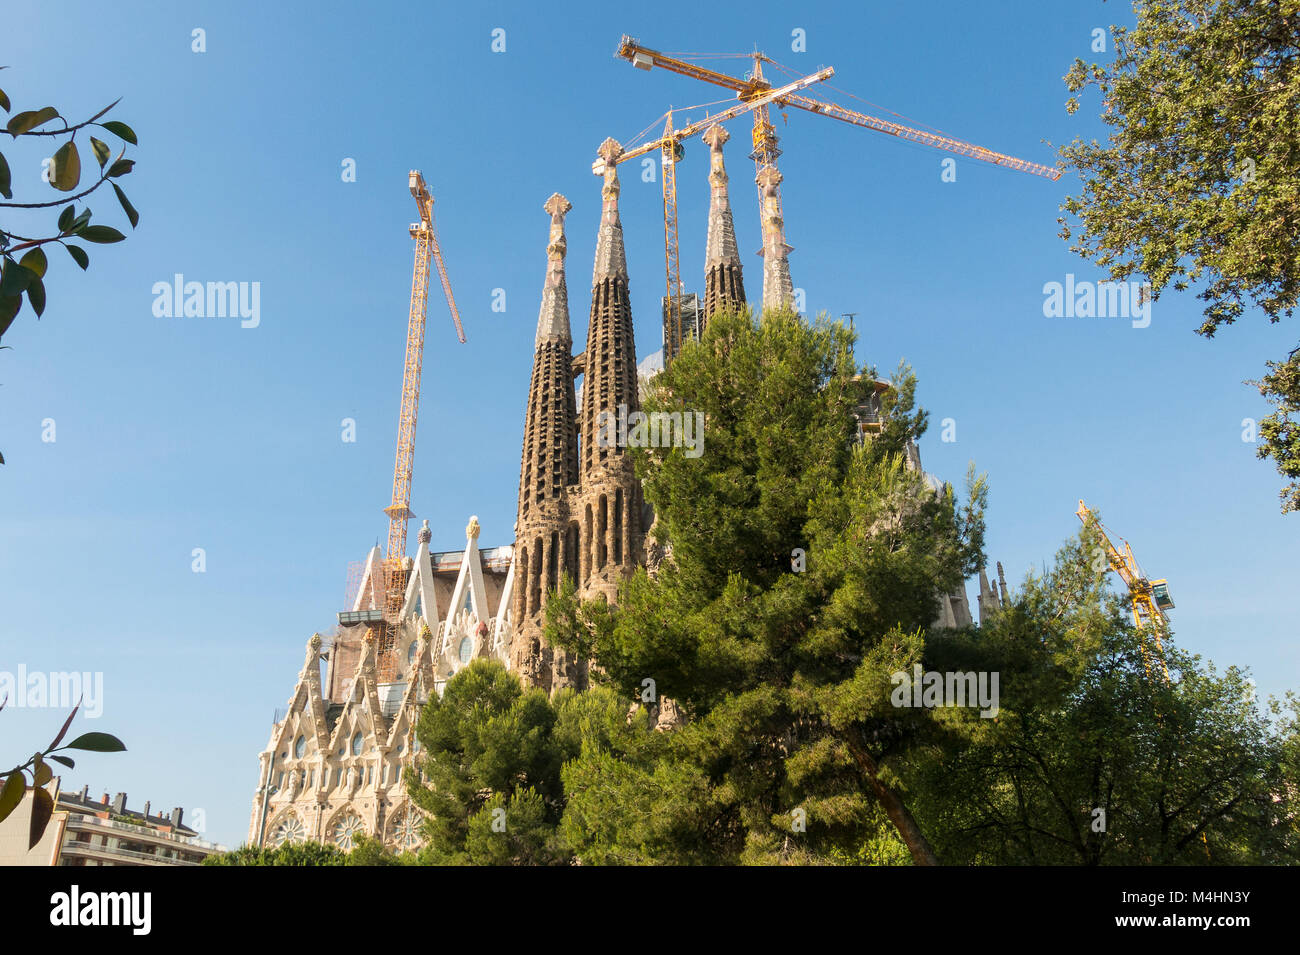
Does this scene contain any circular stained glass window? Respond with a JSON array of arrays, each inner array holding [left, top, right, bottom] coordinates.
[[271, 815, 305, 846], [392, 810, 422, 850], [351, 732, 364, 756], [294, 735, 306, 759], [332, 813, 365, 850], [458, 636, 473, 665]]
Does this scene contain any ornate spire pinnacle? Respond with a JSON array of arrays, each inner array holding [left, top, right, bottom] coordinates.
[[593, 138, 628, 282], [756, 165, 794, 311], [703, 124, 740, 269], [536, 193, 572, 345], [701, 123, 746, 328]]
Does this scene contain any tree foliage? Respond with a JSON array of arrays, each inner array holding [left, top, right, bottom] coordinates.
[[914, 526, 1298, 864], [0, 69, 140, 343], [546, 309, 987, 865], [1057, 0, 1300, 509], [404, 657, 644, 865], [203, 841, 348, 866]]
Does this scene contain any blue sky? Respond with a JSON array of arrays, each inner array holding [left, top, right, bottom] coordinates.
[[2, 0, 1295, 849]]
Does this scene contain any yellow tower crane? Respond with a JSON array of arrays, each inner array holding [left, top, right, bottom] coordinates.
[[1076, 500, 1174, 680], [375, 170, 465, 681], [614, 36, 1061, 345]]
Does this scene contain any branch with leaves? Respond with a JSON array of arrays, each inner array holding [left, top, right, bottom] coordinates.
[[0, 66, 140, 347], [0, 697, 126, 851]]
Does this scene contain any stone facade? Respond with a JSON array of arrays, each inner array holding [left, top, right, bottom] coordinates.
[[247, 519, 515, 850]]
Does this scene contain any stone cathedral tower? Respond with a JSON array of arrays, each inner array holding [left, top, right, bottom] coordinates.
[[575, 138, 643, 608], [701, 123, 746, 327], [512, 193, 582, 692], [510, 139, 645, 693]]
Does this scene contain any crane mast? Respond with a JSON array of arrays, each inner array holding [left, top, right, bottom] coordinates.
[[375, 170, 464, 681], [1076, 500, 1174, 681]]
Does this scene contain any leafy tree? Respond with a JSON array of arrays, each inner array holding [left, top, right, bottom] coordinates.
[[1057, 0, 1300, 510], [915, 526, 1298, 865], [345, 834, 414, 866], [405, 658, 568, 865], [546, 309, 986, 865], [405, 658, 642, 865], [203, 841, 347, 866]]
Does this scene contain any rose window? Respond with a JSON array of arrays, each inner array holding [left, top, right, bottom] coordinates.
[[332, 812, 365, 850], [391, 810, 422, 850], [271, 815, 305, 846]]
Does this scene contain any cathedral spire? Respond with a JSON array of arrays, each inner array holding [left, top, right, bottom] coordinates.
[[757, 165, 794, 311], [511, 193, 582, 692], [536, 192, 572, 345], [593, 138, 628, 282], [577, 138, 642, 610], [701, 123, 746, 328]]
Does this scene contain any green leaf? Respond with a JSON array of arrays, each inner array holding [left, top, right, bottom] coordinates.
[[77, 225, 125, 244], [29, 787, 53, 849], [0, 260, 36, 297], [48, 755, 75, 770], [111, 183, 139, 228], [100, 120, 136, 145], [64, 244, 88, 270], [69, 208, 91, 232], [0, 293, 20, 337], [50, 140, 80, 191], [64, 732, 126, 752], [0, 772, 24, 824], [107, 158, 134, 178], [7, 106, 58, 136], [89, 136, 110, 168], [0, 150, 9, 199], [27, 275, 44, 317], [57, 204, 75, 232], [32, 758, 51, 788], [18, 247, 47, 278], [0, 87, 9, 113]]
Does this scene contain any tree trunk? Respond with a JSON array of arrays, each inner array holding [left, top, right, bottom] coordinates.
[[844, 729, 940, 866]]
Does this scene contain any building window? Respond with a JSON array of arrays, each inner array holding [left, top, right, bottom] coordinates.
[[458, 636, 473, 666], [351, 732, 363, 756], [294, 735, 306, 759], [331, 813, 365, 850]]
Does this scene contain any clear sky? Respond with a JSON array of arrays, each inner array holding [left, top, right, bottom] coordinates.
[[2, 0, 1295, 850]]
